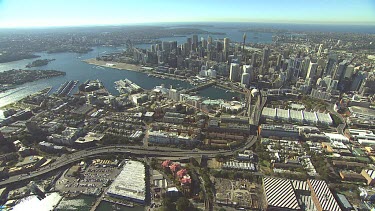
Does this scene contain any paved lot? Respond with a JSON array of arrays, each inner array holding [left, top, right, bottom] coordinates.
[[55, 163, 120, 196]]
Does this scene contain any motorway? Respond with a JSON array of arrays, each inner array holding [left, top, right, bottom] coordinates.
[[0, 136, 258, 188]]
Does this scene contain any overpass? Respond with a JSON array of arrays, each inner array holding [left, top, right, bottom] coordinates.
[[0, 136, 258, 188]]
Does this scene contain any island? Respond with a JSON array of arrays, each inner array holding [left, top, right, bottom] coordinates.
[[0, 69, 66, 92], [26, 59, 55, 68]]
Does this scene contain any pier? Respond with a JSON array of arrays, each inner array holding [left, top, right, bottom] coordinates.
[[56, 80, 79, 96]]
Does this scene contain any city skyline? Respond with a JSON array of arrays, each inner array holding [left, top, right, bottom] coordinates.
[[0, 0, 374, 28]]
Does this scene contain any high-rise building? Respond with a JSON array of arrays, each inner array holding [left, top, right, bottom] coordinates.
[[216, 41, 223, 52], [207, 35, 213, 50], [333, 61, 347, 82], [242, 33, 246, 53], [251, 53, 257, 67], [350, 71, 367, 91], [276, 54, 282, 67], [170, 41, 178, 52], [162, 41, 170, 53], [223, 37, 230, 53], [344, 65, 354, 79], [324, 54, 338, 77], [229, 63, 240, 82], [192, 35, 198, 51], [305, 62, 318, 80], [317, 44, 323, 56], [261, 47, 270, 74], [241, 73, 250, 87], [186, 37, 192, 52]]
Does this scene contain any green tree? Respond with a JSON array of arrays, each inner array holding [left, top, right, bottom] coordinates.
[[176, 197, 192, 211], [161, 197, 176, 211]]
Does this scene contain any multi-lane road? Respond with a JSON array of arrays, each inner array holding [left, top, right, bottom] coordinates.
[[0, 136, 258, 188]]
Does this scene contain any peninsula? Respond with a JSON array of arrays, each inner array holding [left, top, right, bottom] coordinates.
[[0, 69, 66, 92], [83, 58, 143, 72]]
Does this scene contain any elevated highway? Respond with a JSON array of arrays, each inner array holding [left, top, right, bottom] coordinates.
[[0, 136, 258, 188]]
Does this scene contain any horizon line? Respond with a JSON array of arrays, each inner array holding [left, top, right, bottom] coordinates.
[[1, 20, 375, 30]]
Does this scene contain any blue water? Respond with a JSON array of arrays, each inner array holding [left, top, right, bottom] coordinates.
[[155, 22, 375, 34], [0, 45, 242, 108]]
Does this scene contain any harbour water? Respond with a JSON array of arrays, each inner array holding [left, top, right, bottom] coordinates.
[[0, 24, 277, 108], [0, 45, 244, 108]]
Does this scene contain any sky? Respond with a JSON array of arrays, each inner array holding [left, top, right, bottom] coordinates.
[[0, 0, 374, 28]]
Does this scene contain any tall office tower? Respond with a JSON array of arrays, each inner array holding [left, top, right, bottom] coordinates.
[[151, 45, 156, 53], [350, 71, 367, 91], [242, 65, 251, 73], [186, 37, 192, 52], [276, 54, 282, 67], [243, 65, 254, 83], [223, 37, 230, 53], [170, 41, 178, 53], [216, 41, 223, 52], [155, 44, 161, 52], [201, 37, 207, 49], [241, 73, 250, 87], [182, 43, 189, 56], [333, 61, 347, 82], [229, 63, 240, 82], [301, 57, 310, 78], [324, 53, 338, 77], [162, 41, 170, 53], [345, 65, 354, 79], [242, 33, 247, 53], [192, 35, 198, 51], [207, 35, 213, 50], [317, 44, 323, 56], [305, 62, 318, 80], [251, 53, 257, 67], [261, 47, 270, 74]]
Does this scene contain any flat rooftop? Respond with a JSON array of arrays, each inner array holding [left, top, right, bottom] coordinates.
[[106, 160, 145, 202]]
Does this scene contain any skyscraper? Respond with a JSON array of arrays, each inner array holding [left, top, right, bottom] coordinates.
[[241, 73, 250, 87], [229, 63, 240, 82], [305, 62, 318, 80], [207, 35, 213, 50], [186, 37, 192, 52], [261, 47, 270, 74], [192, 35, 198, 52], [317, 44, 323, 56], [251, 53, 257, 67], [223, 37, 230, 53], [242, 33, 247, 53]]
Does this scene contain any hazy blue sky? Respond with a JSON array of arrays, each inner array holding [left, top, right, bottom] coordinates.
[[0, 0, 374, 28]]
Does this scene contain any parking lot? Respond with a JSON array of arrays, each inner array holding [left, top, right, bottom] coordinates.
[[56, 162, 121, 196]]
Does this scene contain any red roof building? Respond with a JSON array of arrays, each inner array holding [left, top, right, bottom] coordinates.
[[181, 175, 191, 185], [177, 169, 187, 178], [162, 160, 171, 168], [169, 163, 181, 173]]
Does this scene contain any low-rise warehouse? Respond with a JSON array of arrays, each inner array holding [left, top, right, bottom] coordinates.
[[106, 160, 145, 204]]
